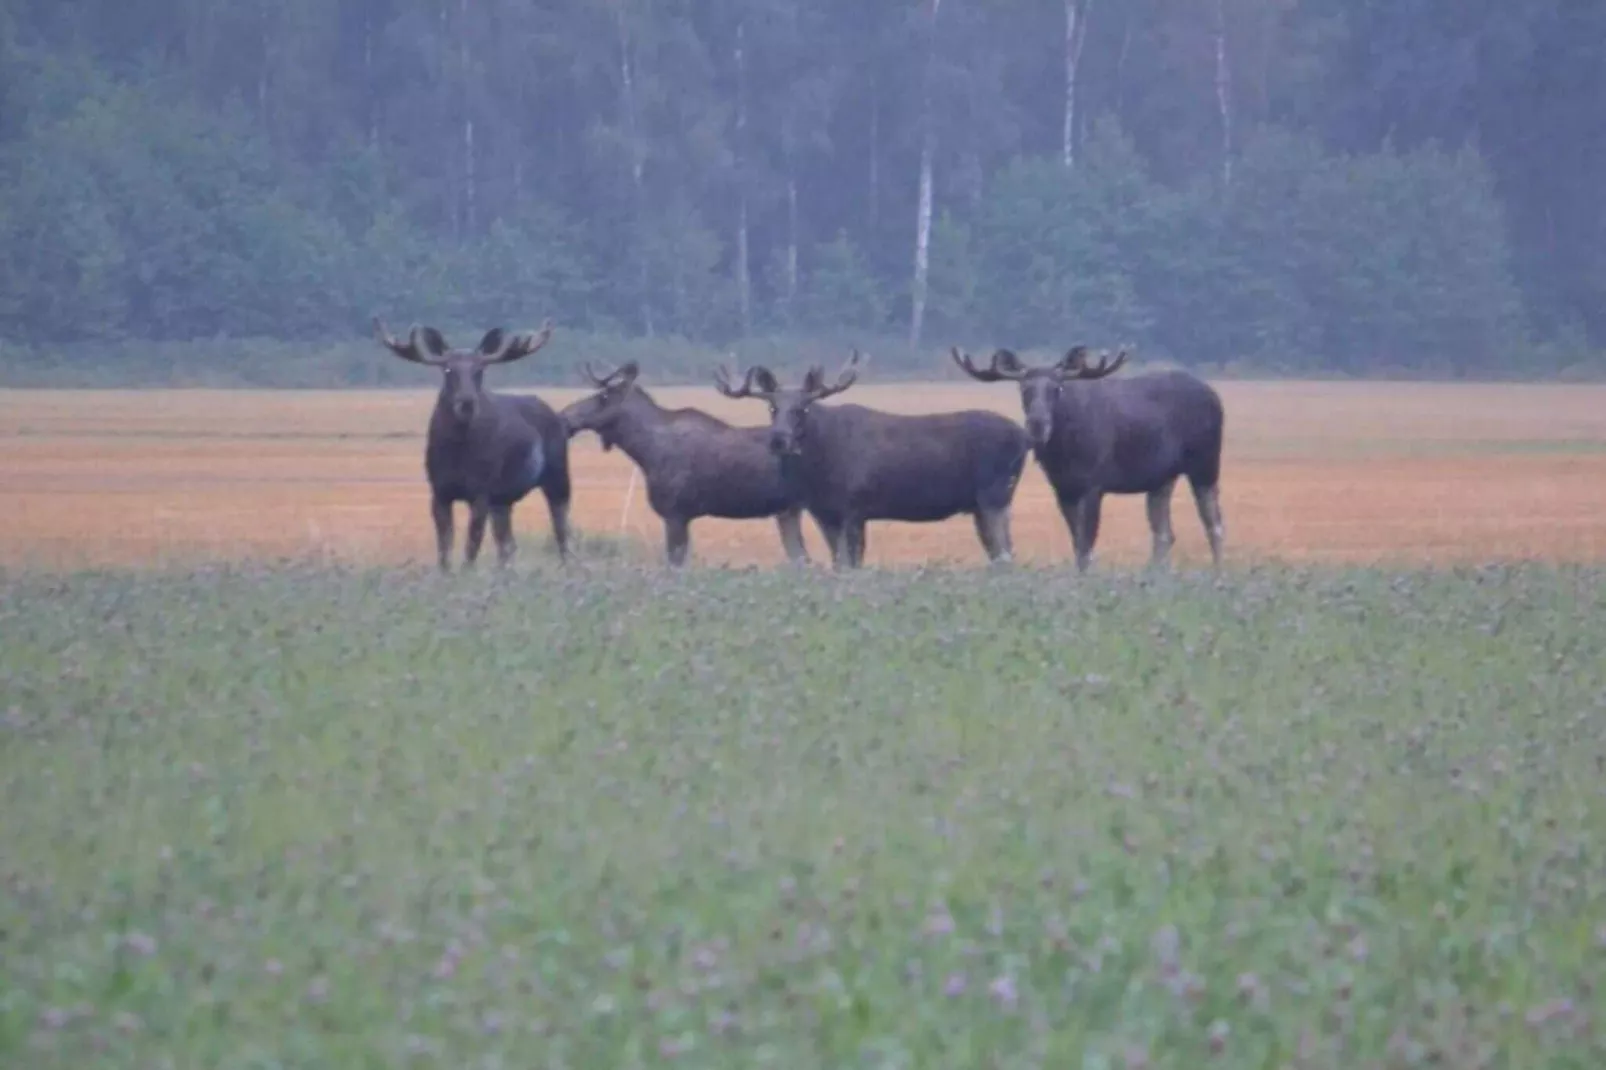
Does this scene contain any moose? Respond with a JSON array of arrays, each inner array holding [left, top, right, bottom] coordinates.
[[560, 361, 811, 567], [951, 345, 1225, 572], [715, 351, 1031, 568], [373, 317, 572, 571]]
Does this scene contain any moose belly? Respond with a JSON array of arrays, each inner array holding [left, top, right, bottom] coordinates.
[[705, 480, 795, 519], [490, 442, 548, 505], [852, 479, 970, 522], [1102, 449, 1185, 495], [650, 474, 789, 521]]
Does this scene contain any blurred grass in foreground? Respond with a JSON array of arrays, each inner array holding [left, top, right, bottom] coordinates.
[[1, 562, 1602, 1067]]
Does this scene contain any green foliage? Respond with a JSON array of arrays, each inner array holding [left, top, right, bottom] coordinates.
[[0, 1, 1601, 378], [968, 120, 1159, 348], [1149, 128, 1330, 370], [958, 123, 1526, 375], [1302, 143, 1525, 374], [1, 562, 1603, 1065], [794, 233, 886, 331]]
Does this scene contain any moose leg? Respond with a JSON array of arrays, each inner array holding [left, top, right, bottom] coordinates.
[[543, 486, 571, 562], [813, 514, 845, 569], [664, 517, 691, 568], [972, 509, 1007, 563], [1058, 491, 1102, 573], [1055, 492, 1085, 571], [431, 494, 455, 573], [1146, 478, 1178, 569], [978, 507, 1014, 563], [845, 519, 869, 568], [463, 501, 490, 567], [776, 508, 810, 564], [832, 525, 854, 569], [971, 512, 998, 560], [1191, 480, 1225, 569], [491, 505, 516, 567], [1077, 495, 1104, 573]]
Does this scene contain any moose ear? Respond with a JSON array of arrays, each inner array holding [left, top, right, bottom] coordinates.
[[617, 361, 640, 384], [476, 327, 508, 357], [752, 367, 780, 393], [801, 365, 827, 393], [993, 348, 1026, 374], [418, 327, 450, 357]]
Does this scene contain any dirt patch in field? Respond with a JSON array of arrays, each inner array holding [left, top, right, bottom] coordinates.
[[3, 382, 1605, 569]]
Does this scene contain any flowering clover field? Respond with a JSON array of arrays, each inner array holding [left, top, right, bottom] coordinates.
[[2, 562, 1603, 1067]]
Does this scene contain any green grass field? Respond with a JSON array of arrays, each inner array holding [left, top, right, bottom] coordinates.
[[2, 562, 1603, 1067]]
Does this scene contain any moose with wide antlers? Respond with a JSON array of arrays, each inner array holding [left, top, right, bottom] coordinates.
[[715, 351, 1032, 569], [952, 345, 1226, 571], [373, 316, 573, 571], [560, 360, 811, 567]]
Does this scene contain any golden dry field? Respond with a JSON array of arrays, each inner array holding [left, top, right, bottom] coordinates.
[[3, 380, 1606, 570]]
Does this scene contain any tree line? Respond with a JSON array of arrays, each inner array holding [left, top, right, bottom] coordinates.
[[1, 0, 1602, 382]]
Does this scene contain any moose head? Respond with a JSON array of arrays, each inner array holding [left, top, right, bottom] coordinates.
[[951, 345, 1127, 445], [561, 360, 641, 451], [374, 318, 554, 427], [714, 350, 864, 456]]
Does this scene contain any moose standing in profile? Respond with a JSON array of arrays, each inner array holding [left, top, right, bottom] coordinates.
[[560, 360, 811, 567], [715, 351, 1031, 569], [372, 317, 572, 571], [951, 345, 1226, 572]]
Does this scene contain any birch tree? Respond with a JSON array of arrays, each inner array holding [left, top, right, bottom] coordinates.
[[909, 0, 942, 350], [1062, 0, 1093, 168]]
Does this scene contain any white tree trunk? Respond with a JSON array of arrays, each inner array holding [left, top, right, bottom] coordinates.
[[909, 0, 942, 351], [868, 78, 880, 231], [460, 0, 476, 236], [786, 176, 799, 313], [463, 116, 476, 235], [734, 19, 751, 334], [616, 10, 644, 189], [1113, 10, 1132, 122], [910, 143, 934, 349], [1214, 0, 1233, 185], [614, 5, 652, 333], [363, 15, 378, 144], [1062, 0, 1092, 168]]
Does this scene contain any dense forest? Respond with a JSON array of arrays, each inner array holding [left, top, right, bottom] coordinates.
[[1, 0, 1603, 384]]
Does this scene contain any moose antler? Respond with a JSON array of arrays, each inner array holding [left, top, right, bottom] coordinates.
[[579, 360, 613, 388], [579, 359, 637, 389], [373, 317, 450, 366], [1057, 345, 1128, 381], [713, 362, 772, 400], [951, 346, 1027, 382], [803, 349, 863, 402], [482, 318, 555, 366]]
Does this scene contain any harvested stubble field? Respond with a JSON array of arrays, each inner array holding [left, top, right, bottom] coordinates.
[[3, 380, 1606, 568], [2, 381, 1606, 1066], [1, 564, 1603, 1066]]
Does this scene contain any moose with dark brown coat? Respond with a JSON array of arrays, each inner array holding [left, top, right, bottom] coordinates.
[[373, 317, 572, 571], [952, 345, 1225, 572], [715, 351, 1031, 568], [560, 361, 811, 567]]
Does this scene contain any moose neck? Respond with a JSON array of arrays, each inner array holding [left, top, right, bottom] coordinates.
[[1042, 380, 1100, 448], [602, 389, 675, 470]]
